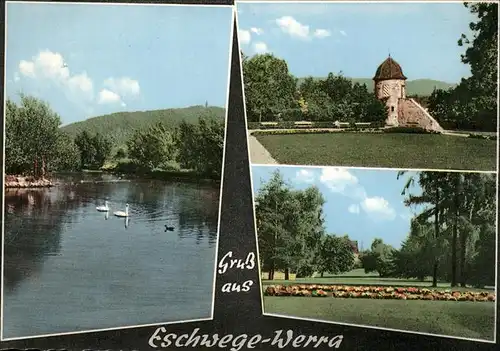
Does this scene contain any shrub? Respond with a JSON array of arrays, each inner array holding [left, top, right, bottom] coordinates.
[[247, 122, 261, 129], [383, 127, 438, 134], [468, 133, 497, 141]]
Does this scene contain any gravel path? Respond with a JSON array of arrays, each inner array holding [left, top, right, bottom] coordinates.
[[247, 132, 278, 165]]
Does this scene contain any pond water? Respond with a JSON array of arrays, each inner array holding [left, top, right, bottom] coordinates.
[[2, 173, 220, 339]]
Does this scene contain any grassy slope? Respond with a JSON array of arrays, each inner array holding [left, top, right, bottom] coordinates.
[[61, 105, 226, 146], [264, 297, 494, 340], [262, 269, 495, 340], [255, 133, 497, 172], [296, 77, 456, 96]]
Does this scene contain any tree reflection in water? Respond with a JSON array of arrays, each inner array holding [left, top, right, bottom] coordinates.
[[3, 174, 220, 295]]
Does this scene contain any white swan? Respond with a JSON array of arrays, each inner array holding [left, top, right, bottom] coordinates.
[[96, 201, 109, 212], [114, 204, 129, 218]]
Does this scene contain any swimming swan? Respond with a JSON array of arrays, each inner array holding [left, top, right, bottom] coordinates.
[[114, 204, 129, 218], [96, 201, 109, 212]]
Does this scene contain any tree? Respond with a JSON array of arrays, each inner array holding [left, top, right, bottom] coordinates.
[[255, 170, 290, 280], [5, 95, 62, 177], [363, 238, 395, 277], [242, 53, 298, 122], [175, 115, 224, 178], [92, 133, 113, 169], [114, 147, 127, 159], [428, 2, 497, 131], [127, 123, 176, 170], [397, 171, 496, 288], [75, 130, 94, 170], [52, 133, 81, 172], [317, 235, 355, 277], [391, 220, 435, 281], [255, 170, 326, 280], [399, 171, 451, 287], [75, 130, 112, 170], [459, 2, 497, 106], [282, 186, 325, 279]]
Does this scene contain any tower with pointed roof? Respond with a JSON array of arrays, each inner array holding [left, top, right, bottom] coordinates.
[[373, 55, 407, 126]]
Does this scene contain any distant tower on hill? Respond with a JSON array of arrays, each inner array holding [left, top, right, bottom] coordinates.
[[373, 55, 407, 127]]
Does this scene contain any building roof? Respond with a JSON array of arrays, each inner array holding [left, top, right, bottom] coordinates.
[[373, 56, 407, 81]]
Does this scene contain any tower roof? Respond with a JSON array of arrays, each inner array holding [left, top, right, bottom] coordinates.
[[373, 56, 407, 81]]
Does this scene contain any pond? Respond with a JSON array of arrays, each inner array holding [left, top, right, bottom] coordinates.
[[2, 173, 220, 339]]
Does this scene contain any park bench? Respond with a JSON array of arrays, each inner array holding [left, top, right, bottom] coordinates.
[[260, 122, 278, 129], [354, 122, 372, 127], [335, 122, 350, 128], [294, 121, 313, 128]]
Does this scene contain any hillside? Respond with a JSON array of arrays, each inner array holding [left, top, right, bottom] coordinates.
[[61, 105, 226, 146], [296, 77, 456, 96]]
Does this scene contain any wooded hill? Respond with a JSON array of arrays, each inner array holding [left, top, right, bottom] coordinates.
[[296, 77, 456, 96], [61, 105, 226, 146]]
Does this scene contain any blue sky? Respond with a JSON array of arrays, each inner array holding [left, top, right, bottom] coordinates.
[[237, 1, 476, 83], [251, 165, 424, 249], [5, 3, 233, 125]]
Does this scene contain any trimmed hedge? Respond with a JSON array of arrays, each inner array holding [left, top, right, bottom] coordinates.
[[468, 133, 497, 141], [383, 127, 439, 134], [251, 128, 384, 136], [264, 284, 496, 302], [247, 121, 385, 130]]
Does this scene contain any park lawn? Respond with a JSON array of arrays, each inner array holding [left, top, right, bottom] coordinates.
[[264, 296, 496, 341], [255, 133, 497, 171]]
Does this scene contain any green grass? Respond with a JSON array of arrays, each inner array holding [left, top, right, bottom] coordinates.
[[264, 297, 495, 341], [255, 133, 497, 171]]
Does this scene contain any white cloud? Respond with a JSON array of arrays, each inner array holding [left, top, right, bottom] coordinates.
[[295, 169, 315, 184], [253, 41, 268, 54], [313, 29, 331, 38], [276, 16, 310, 39], [319, 168, 359, 194], [239, 29, 251, 45], [348, 204, 360, 214], [319, 167, 395, 222], [19, 60, 35, 77], [250, 27, 264, 35], [98, 89, 124, 106], [18, 50, 94, 99], [275, 16, 333, 41], [339, 30, 347, 37], [103, 77, 140, 98], [68, 73, 93, 95], [13, 72, 20, 82], [361, 197, 396, 221]]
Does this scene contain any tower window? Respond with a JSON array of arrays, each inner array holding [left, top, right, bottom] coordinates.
[[391, 106, 395, 112]]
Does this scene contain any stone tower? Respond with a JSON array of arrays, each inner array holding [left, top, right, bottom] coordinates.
[[373, 56, 407, 126]]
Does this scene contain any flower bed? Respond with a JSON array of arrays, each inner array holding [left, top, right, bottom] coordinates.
[[263, 284, 495, 302]]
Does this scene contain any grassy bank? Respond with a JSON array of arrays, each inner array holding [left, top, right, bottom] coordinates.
[[101, 159, 221, 184], [255, 133, 497, 171], [263, 296, 495, 341]]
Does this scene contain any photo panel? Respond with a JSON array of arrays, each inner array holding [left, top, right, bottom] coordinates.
[[237, 1, 498, 172], [2, 1, 233, 340], [251, 164, 497, 343]]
